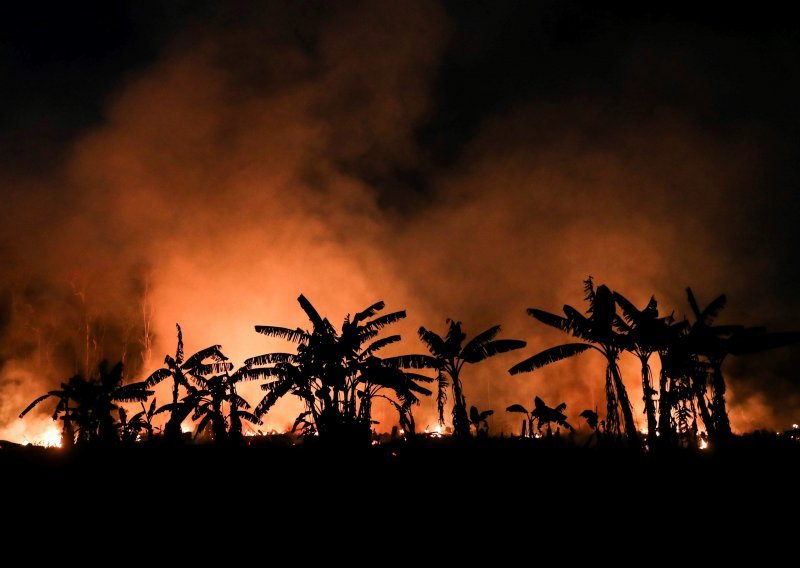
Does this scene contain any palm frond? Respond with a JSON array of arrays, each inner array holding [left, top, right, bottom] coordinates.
[[245, 367, 295, 382], [509, 343, 595, 375], [418, 327, 447, 358], [353, 301, 385, 324], [236, 411, 262, 426], [19, 393, 53, 418], [462, 338, 526, 364], [506, 404, 529, 414], [612, 292, 642, 325], [145, 368, 172, 387], [527, 309, 571, 333], [254, 326, 310, 343], [182, 346, 228, 370], [686, 287, 703, 320], [402, 372, 435, 383], [701, 294, 727, 325], [113, 382, 154, 402], [361, 311, 406, 334], [297, 294, 324, 328], [244, 352, 297, 366], [255, 377, 295, 417], [463, 325, 501, 350], [361, 335, 401, 357], [194, 362, 234, 376]]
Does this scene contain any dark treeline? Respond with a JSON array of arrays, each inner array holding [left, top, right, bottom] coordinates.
[[16, 279, 800, 450]]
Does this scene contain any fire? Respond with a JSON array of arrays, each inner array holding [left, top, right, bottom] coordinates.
[[424, 424, 444, 438], [38, 427, 62, 448], [699, 438, 709, 450]]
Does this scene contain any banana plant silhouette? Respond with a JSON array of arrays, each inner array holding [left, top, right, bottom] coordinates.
[[190, 365, 261, 442], [91, 361, 153, 444], [22, 361, 152, 445], [119, 399, 157, 443], [510, 279, 639, 448], [145, 324, 231, 442], [507, 396, 572, 437], [247, 295, 433, 442], [683, 287, 800, 442], [418, 320, 525, 438], [19, 375, 84, 448], [612, 291, 676, 445], [469, 405, 493, 437]]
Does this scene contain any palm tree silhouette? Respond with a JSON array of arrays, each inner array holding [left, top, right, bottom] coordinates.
[[613, 291, 675, 445], [506, 402, 535, 438], [92, 361, 153, 444], [119, 399, 157, 443], [682, 288, 800, 442], [508, 396, 572, 437], [22, 361, 152, 445], [189, 365, 261, 442], [145, 324, 230, 442], [469, 405, 493, 437], [19, 376, 84, 448], [510, 278, 639, 448], [418, 320, 525, 438], [247, 295, 433, 442]]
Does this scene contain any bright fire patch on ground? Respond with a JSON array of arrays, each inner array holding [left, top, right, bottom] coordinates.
[[37, 427, 62, 448]]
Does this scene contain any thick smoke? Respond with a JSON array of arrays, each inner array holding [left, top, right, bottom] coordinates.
[[2, 2, 798, 440]]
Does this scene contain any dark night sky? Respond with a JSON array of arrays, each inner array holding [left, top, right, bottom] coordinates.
[[1, 1, 798, 437]]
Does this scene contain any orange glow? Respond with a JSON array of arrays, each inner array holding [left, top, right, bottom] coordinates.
[[0, 2, 795, 443], [37, 427, 62, 448]]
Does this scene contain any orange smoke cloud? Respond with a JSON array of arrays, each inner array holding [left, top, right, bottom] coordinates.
[[2, 2, 798, 441]]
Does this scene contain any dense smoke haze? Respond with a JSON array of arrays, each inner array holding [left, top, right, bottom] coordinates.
[[2, 1, 798, 441]]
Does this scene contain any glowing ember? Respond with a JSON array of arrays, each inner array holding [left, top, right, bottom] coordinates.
[[699, 439, 709, 450], [640, 427, 648, 435], [793, 424, 799, 429], [181, 424, 192, 434]]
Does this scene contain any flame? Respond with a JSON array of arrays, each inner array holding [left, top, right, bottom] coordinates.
[[424, 424, 443, 438], [38, 427, 63, 448], [699, 438, 709, 450]]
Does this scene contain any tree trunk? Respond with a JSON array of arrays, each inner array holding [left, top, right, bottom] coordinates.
[[657, 367, 673, 444], [639, 357, 658, 445], [608, 358, 640, 449], [710, 363, 732, 440], [450, 371, 471, 438]]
